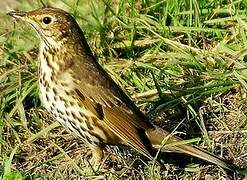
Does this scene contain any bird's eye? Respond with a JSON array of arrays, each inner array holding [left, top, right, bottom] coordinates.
[[42, 16, 52, 24]]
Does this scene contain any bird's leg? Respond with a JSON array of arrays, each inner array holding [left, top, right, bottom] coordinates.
[[91, 145, 104, 165], [87, 144, 104, 167]]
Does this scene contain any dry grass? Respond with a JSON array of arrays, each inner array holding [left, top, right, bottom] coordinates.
[[0, 0, 247, 179]]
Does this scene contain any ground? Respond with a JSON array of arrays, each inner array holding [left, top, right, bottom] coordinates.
[[0, 0, 247, 179]]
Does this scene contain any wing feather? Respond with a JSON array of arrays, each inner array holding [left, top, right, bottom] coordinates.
[[103, 106, 153, 160], [70, 57, 154, 159]]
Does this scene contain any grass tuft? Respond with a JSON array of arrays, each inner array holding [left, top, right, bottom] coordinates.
[[0, 0, 246, 179]]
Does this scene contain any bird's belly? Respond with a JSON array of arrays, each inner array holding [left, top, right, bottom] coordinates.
[[39, 81, 101, 144], [39, 80, 121, 145]]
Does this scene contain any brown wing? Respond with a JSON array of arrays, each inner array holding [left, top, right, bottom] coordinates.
[[70, 56, 154, 160]]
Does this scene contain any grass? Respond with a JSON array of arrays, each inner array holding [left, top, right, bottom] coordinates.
[[0, 0, 247, 179]]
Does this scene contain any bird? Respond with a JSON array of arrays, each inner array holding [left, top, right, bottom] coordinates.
[[7, 7, 237, 171]]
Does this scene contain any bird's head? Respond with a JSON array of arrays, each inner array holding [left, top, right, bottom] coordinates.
[[7, 7, 81, 47]]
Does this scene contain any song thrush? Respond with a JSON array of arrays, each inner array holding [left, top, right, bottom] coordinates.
[[7, 7, 237, 171]]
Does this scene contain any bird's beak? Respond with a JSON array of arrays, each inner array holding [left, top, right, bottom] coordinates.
[[7, 11, 27, 20], [7, 10, 40, 35]]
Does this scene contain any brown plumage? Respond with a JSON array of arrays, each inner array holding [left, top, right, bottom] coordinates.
[[7, 7, 237, 171]]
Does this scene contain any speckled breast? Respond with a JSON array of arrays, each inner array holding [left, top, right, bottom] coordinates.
[[38, 47, 101, 146]]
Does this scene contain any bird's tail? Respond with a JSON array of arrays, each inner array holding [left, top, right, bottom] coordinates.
[[146, 127, 236, 171]]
